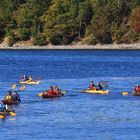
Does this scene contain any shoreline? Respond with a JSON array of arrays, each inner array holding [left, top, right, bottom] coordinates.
[[0, 43, 140, 50]]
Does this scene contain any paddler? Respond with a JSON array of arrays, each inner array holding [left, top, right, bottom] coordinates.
[[22, 75, 29, 82], [54, 86, 60, 95], [89, 81, 96, 90], [96, 82, 103, 90], [28, 75, 33, 82], [13, 91, 21, 102], [44, 86, 54, 96]]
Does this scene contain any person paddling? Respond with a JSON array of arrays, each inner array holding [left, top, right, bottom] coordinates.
[[13, 91, 21, 102], [28, 75, 33, 82], [44, 86, 54, 96], [96, 82, 103, 90], [89, 81, 96, 90], [22, 75, 29, 82], [54, 86, 60, 95]]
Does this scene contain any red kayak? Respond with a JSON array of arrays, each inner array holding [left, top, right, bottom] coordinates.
[[2, 100, 20, 105], [42, 93, 64, 98]]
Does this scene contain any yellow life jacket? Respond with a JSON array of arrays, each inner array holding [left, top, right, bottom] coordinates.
[[5, 95, 12, 100]]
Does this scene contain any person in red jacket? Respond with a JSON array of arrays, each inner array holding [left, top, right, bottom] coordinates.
[[89, 81, 96, 90], [46, 86, 54, 96], [54, 86, 60, 95]]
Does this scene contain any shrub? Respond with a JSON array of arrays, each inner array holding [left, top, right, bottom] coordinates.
[[33, 34, 47, 46], [18, 28, 30, 41]]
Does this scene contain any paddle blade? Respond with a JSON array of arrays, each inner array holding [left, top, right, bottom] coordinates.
[[11, 84, 17, 90], [100, 82, 108, 85], [38, 92, 43, 97], [19, 85, 26, 91], [61, 91, 66, 94], [10, 111, 16, 116], [122, 91, 128, 96], [80, 90, 85, 93]]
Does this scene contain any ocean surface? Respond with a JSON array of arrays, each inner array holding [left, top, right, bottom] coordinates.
[[0, 50, 140, 140]]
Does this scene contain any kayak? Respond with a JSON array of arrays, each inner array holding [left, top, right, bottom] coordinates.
[[0, 111, 16, 119], [81, 89, 109, 94], [42, 94, 63, 98], [38, 91, 66, 98], [2, 100, 20, 105], [19, 81, 40, 85], [132, 91, 140, 96]]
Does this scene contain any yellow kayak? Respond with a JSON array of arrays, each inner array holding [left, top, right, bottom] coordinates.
[[19, 81, 40, 85], [81, 89, 109, 94]]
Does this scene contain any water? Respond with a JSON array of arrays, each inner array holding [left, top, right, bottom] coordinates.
[[0, 50, 140, 140]]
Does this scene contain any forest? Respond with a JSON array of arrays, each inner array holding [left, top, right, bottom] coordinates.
[[0, 0, 140, 46]]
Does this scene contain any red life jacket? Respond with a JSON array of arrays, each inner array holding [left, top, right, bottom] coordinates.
[[47, 89, 54, 95], [54, 89, 59, 94], [90, 84, 95, 90]]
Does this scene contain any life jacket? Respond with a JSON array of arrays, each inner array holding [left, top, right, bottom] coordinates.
[[5, 95, 13, 100], [47, 89, 54, 95], [90, 84, 96, 90], [54, 88, 59, 94], [28, 77, 33, 82]]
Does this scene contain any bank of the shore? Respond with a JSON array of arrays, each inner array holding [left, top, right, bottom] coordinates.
[[0, 43, 140, 50]]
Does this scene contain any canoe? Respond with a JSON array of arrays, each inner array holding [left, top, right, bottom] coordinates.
[[2, 100, 20, 105], [81, 89, 109, 94], [19, 81, 40, 85], [132, 91, 140, 96]]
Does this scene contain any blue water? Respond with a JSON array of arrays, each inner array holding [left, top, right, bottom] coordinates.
[[0, 50, 140, 140]]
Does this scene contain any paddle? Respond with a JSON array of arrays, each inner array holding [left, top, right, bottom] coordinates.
[[99, 81, 109, 88], [11, 84, 17, 91], [18, 85, 26, 92], [80, 90, 85, 93], [100, 81, 108, 85], [38, 92, 43, 97], [9, 110, 16, 116]]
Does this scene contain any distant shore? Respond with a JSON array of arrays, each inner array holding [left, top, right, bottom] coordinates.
[[0, 43, 140, 50]]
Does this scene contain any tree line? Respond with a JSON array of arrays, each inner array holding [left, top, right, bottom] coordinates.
[[0, 0, 140, 46]]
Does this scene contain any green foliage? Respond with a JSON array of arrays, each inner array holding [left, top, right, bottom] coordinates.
[[0, 0, 139, 45], [33, 34, 47, 46], [18, 28, 31, 40]]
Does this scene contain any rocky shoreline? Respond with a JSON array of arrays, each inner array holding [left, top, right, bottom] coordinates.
[[0, 43, 140, 50]]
